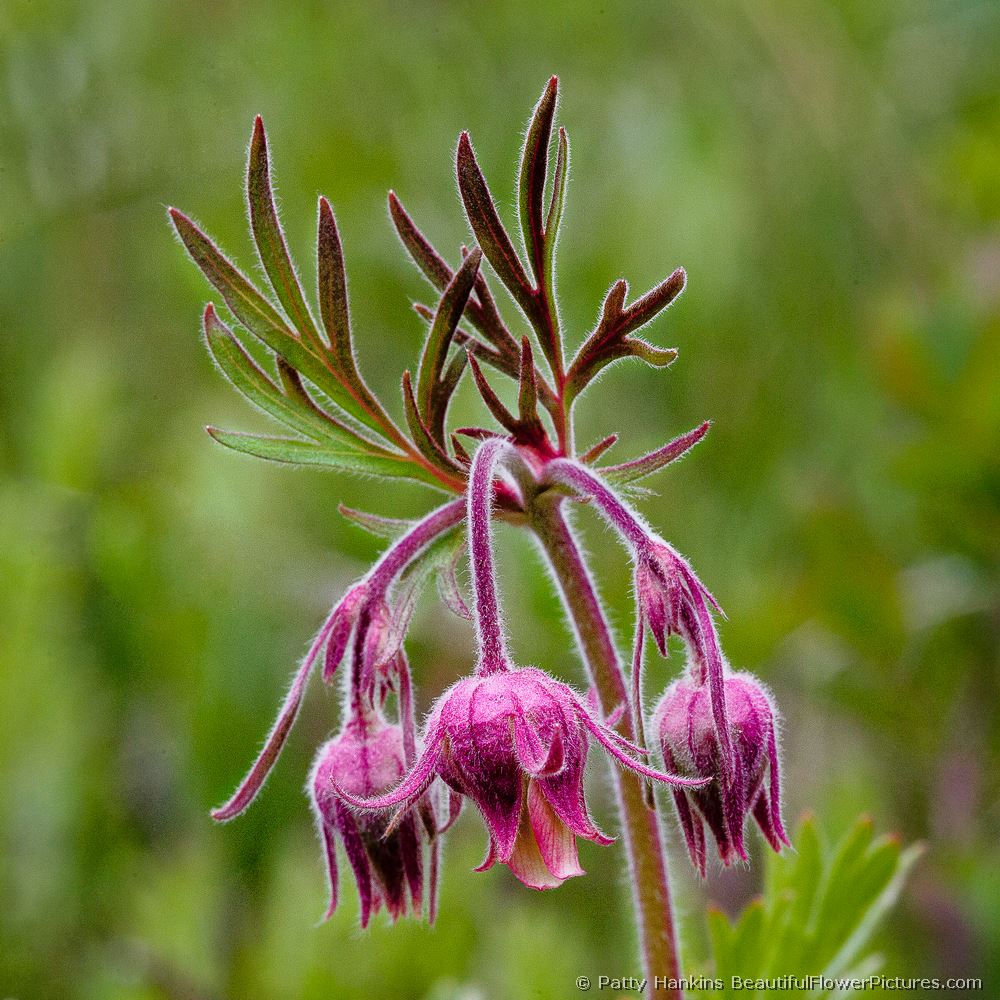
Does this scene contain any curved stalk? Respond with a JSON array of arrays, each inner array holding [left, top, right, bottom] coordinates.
[[467, 438, 512, 674], [348, 498, 467, 716], [528, 494, 684, 1000]]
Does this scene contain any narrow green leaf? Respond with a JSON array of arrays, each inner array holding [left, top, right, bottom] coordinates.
[[276, 356, 391, 453], [620, 268, 686, 339], [416, 248, 481, 436], [246, 116, 324, 350], [541, 125, 569, 311], [580, 434, 617, 464], [518, 76, 558, 286], [401, 371, 464, 478], [625, 338, 679, 368], [704, 814, 919, 998], [824, 841, 923, 978], [457, 131, 535, 316], [768, 814, 824, 972], [207, 427, 443, 487], [517, 337, 539, 425], [338, 504, 416, 540], [170, 207, 392, 441], [388, 190, 454, 290], [707, 906, 736, 983], [467, 353, 518, 434], [169, 208, 291, 342], [813, 817, 876, 943], [433, 349, 469, 440], [566, 270, 684, 401], [316, 196, 353, 371], [729, 899, 767, 980], [544, 127, 569, 245], [820, 835, 900, 972], [390, 191, 521, 361], [204, 306, 371, 451], [600, 422, 710, 485]]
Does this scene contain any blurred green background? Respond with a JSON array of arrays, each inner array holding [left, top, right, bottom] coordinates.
[[2, 1, 998, 997]]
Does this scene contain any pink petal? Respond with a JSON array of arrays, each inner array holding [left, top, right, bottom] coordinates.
[[514, 712, 565, 776], [474, 836, 498, 873], [507, 804, 564, 891], [527, 780, 584, 881], [336, 803, 376, 928]]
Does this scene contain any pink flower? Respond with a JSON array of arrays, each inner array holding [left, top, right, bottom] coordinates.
[[653, 671, 789, 877], [309, 713, 426, 926], [337, 666, 708, 890]]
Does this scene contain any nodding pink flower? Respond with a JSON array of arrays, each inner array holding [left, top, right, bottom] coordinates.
[[653, 670, 789, 877], [310, 712, 425, 927], [336, 666, 710, 890]]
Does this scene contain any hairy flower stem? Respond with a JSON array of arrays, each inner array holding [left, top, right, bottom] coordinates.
[[467, 438, 511, 675], [529, 494, 683, 1000], [348, 498, 466, 718]]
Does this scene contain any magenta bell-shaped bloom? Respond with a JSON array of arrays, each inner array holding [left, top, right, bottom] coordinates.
[[653, 670, 789, 877], [337, 666, 709, 890], [310, 713, 424, 926]]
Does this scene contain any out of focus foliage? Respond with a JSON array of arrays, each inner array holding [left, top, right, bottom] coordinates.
[[1, 2, 997, 998], [697, 816, 923, 996]]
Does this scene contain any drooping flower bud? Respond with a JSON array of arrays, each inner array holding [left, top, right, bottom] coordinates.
[[634, 541, 721, 659], [336, 666, 709, 891], [309, 713, 425, 927], [652, 670, 789, 877], [634, 539, 735, 781]]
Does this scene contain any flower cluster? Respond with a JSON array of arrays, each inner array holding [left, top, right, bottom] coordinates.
[[544, 457, 790, 875], [172, 77, 790, 931]]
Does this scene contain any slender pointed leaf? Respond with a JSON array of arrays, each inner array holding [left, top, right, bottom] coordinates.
[[247, 116, 323, 350], [517, 337, 539, 425], [338, 505, 416, 540], [170, 208, 291, 341], [171, 207, 393, 441], [390, 191, 521, 360], [567, 270, 685, 400], [204, 307, 374, 452], [416, 248, 481, 434], [316, 196, 354, 369], [580, 433, 617, 464], [401, 371, 464, 477], [620, 267, 686, 338], [467, 353, 518, 433], [207, 427, 441, 486], [544, 127, 569, 244], [601, 422, 710, 484], [457, 131, 534, 315], [518, 76, 558, 285]]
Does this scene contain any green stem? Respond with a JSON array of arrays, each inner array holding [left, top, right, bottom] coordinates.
[[529, 494, 683, 1000]]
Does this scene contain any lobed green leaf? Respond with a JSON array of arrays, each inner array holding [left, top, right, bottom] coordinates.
[[698, 815, 920, 998], [206, 428, 442, 487], [204, 307, 375, 452]]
